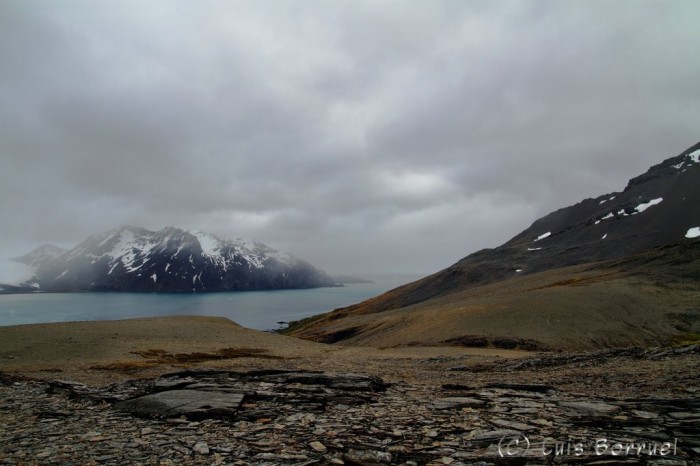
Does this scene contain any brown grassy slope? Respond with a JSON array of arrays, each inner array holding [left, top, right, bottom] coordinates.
[[0, 315, 531, 385], [0, 316, 310, 367], [287, 241, 700, 351]]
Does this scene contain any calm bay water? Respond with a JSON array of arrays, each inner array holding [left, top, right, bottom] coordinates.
[[0, 274, 422, 330]]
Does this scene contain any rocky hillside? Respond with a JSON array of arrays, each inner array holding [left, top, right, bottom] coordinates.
[[287, 142, 700, 350], [10, 226, 335, 292]]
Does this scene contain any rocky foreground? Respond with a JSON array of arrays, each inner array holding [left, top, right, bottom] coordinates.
[[1, 345, 699, 465]]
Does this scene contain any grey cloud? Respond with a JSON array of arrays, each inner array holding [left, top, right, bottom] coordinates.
[[1, 0, 698, 276]]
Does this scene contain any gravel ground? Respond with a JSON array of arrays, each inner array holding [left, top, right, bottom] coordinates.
[[1, 318, 699, 465]]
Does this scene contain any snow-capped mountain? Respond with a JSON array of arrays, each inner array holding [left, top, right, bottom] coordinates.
[[12, 226, 335, 292]]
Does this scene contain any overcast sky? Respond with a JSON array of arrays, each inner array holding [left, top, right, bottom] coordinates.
[[1, 0, 698, 279]]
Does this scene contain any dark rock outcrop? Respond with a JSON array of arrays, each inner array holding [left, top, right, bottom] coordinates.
[[110, 370, 387, 420], [115, 390, 245, 419]]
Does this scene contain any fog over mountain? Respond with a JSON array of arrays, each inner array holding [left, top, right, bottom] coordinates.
[[7, 226, 334, 292], [1, 1, 699, 279]]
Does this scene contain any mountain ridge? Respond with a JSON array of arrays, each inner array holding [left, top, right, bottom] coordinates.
[[286, 142, 700, 350], [8, 226, 335, 293]]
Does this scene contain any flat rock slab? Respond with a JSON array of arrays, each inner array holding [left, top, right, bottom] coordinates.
[[490, 418, 538, 431], [151, 377, 197, 392], [255, 372, 387, 391], [557, 400, 621, 416], [431, 397, 486, 410], [104, 370, 388, 421], [114, 389, 244, 419], [471, 429, 521, 442], [484, 382, 552, 393]]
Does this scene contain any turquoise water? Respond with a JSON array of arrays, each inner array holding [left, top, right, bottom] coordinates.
[[0, 274, 421, 330]]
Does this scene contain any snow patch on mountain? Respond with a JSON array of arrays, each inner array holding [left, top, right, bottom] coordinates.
[[192, 231, 220, 257], [594, 198, 663, 225], [689, 149, 700, 163], [673, 149, 700, 169], [635, 198, 663, 213]]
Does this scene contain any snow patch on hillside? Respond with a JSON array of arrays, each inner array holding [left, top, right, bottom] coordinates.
[[673, 149, 699, 169], [635, 198, 663, 213], [192, 231, 220, 257], [102, 229, 160, 273]]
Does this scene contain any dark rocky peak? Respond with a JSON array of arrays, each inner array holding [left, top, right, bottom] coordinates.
[[509, 141, 700, 252], [625, 141, 700, 190]]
